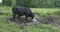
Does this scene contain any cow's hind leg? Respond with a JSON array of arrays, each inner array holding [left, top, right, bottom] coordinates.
[[13, 13, 16, 21]]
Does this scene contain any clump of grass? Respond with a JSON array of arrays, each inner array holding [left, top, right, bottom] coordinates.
[[31, 8, 60, 17], [54, 10, 60, 16]]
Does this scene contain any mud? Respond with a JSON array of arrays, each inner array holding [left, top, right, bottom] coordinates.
[[7, 15, 60, 29]]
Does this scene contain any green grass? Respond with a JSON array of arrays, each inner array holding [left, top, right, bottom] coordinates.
[[0, 6, 60, 32], [31, 8, 60, 17]]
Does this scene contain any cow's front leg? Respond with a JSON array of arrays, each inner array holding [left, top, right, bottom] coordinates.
[[17, 15, 20, 20], [25, 15, 28, 22]]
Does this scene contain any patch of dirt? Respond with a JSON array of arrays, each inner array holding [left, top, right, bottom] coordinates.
[[7, 16, 33, 24], [7, 16, 40, 29], [42, 15, 60, 29], [7, 15, 60, 29]]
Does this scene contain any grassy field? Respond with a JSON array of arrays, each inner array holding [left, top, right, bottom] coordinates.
[[0, 6, 60, 32], [31, 8, 60, 17]]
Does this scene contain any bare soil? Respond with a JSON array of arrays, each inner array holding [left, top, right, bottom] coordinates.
[[7, 15, 60, 29]]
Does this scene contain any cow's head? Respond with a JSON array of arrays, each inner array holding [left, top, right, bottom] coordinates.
[[31, 13, 37, 22]]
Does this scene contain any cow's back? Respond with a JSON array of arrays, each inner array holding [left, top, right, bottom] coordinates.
[[12, 6, 32, 16]]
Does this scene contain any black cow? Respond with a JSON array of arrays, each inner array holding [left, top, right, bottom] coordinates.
[[12, 6, 35, 22]]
